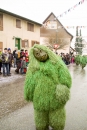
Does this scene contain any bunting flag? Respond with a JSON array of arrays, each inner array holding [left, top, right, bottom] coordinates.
[[65, 25, 86, 29], [43, 24, 87, 29], [57, 0, 86, 18], [42, 0, 87, 29]]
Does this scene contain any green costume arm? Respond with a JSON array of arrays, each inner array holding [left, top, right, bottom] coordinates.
[[56, 84, 70, 107], [56, 61, 72, 107], [58, 62, 72, 89], [24, 70, 36, 101]]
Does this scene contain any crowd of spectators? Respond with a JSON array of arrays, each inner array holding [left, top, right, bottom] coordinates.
[[59, 52, 75, 65], [0, 47, 29, 77], [13, 48, 29, 74], [0, 47, 75, 77]]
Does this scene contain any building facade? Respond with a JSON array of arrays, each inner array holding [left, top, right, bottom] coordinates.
[[40, 12, 73, 54], [0, 9, 41, 51]]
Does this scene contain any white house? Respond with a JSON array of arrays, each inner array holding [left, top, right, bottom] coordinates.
[[0, 8, 42, 51], [40, 12, 73, 54]]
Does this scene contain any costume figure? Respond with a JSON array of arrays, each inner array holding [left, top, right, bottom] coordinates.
[[24, 44, 72, 130], [80, 55, 87, 69], [75, 55, 81, 65]]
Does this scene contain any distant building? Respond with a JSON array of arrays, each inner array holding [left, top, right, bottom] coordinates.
[[0, 8, 41, 51], [40, 12, 73, 54]]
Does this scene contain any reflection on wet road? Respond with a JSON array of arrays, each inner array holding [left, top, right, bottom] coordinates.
[[65, 64, 87, 130]]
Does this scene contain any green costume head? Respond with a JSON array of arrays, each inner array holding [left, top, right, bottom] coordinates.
[[33, 47, 49, 62]]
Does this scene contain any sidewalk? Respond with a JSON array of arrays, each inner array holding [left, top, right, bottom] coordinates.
[[0, 67, 25, 84]]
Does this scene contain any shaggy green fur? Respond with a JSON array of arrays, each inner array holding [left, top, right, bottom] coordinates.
[[75, 55, 81, 65], [80, 55, 87, 69], [34, 108, 66, 130], [24, 44, 72, 130]]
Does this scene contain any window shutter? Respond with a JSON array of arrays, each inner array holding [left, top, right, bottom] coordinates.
[[31, 24, 34, 31], [31, 41, 35, 47], [22, 40, 29, 48], [0, 14, 3, 31], [16, 19, 21, 28], [27, 23, 34, 32], [22, 40, 25, 48], [36, 41, 40, 44], [31, 41, 39, 47], [27, 23, 30, 31]]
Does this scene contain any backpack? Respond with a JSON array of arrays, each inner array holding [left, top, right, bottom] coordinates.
[[2, 53, 10, 63]]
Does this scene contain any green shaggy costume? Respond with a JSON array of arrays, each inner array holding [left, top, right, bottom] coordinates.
[[80, 55, 87, 69], [75, 55, 87, 69], [75, 55, 81, 65], [24, 44, 72, 130]]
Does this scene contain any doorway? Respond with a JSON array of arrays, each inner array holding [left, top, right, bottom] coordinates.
[[15, 38, 20, 50]]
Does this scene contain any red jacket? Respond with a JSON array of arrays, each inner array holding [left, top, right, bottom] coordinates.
[[25, 52, 29, 62]]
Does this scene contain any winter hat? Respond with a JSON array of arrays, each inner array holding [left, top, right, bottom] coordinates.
[[4, 48, 7, 50], [8, 48, 11, 51]]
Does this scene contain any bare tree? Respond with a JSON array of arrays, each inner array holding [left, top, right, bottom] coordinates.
[[48, 37, 69, 50]]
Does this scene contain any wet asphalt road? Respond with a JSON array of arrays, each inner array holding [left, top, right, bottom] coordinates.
[[0, 64, 87, 130]]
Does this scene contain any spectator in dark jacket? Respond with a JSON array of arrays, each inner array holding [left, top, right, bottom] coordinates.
[[13, 47, 18, 68], [15, 50, 21, 74], [2, 48, 10, 76], [8, 48, 13, 74]]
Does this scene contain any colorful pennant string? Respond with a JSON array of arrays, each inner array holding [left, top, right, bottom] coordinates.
[[64, 26, 87, 29], [43, 24, 87, 29], [57, 0, 86, 18]]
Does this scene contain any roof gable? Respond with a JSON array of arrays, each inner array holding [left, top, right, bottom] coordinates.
[[43, 12, 73, 40]]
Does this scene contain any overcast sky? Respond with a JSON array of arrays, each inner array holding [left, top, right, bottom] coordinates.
[[0, 0, 87, 42]]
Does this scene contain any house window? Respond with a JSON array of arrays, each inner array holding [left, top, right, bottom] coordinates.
[[27, 22, 34, 32], [22, 40, 29, 48], [0, 14, 3, 31], [31, 40, 39, 47], [16, 19, 21, 28]]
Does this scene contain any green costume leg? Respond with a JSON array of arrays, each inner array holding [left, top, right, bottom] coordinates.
[[34, 110, 49, 130], [49, 108, 66, 130]]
